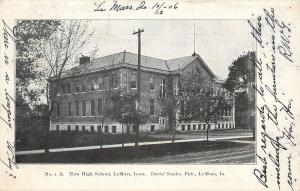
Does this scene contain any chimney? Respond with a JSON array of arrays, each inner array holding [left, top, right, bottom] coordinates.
[[79, 56, 90, 65]]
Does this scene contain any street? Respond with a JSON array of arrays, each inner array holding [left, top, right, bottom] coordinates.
[[128, 140, 255, 164]]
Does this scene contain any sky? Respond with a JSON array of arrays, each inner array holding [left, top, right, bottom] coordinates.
[[81, 20, 256, 79]]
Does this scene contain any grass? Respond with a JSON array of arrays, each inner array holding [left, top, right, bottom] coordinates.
[[16, 131, 165, 151], [16, 128, 253, 151], [16, 139, 254, 163]]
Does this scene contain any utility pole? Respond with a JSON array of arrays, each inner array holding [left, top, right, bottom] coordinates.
[[133, 28, 144, 147]]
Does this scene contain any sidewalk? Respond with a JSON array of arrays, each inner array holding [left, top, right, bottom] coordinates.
[[16, 134, 253, 155]]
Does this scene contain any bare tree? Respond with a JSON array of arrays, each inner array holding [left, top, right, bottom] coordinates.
[[39, 20, 94, 152]]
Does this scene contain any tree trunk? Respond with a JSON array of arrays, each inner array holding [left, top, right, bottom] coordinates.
[[44, 114, 51, 153], [172, 122, 180, 144], [97, 125, 100, 147], [134, 122, 139, 147], [100, 119, 104, 149], [121, 123, 124, 147], [206, 123, 209, 141]]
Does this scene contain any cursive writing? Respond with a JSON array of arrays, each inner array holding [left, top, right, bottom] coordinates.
[[249, 8, 296, 190], [0, 141, 19, 179], [1, 20, 18, 179], [94, 0, 179, 15], [253, 154, 268, 188], [287, 154, 295, 190]]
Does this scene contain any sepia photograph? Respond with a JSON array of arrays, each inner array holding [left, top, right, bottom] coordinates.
[[15, 19, 256, 164]]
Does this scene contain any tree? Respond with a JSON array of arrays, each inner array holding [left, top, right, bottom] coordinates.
[[16, 20, 95, 152], [224, 51, 255, 93], [16, 20, 61, 149], [16, 20, 61, 126], [224, 51, 256, 138], [161, 70, 231, 143], [109, 88, 149, 147]]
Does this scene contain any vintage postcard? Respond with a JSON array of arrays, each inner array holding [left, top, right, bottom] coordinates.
[[0, 0, 299, 190]]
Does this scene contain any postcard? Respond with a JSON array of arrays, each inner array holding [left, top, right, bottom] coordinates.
[[0, 0, 299, 190]]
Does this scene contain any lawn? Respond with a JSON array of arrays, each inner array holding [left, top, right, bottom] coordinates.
[[16, 139, 255, 163], [16, 129, 253, 151], [17, 131, 165, 151]]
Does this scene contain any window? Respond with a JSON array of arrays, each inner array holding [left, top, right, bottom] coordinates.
[[133, 125, 137, 133], [104, 76, 110, 89], [105, 99, 112, 111], [112, 126, 116, 133], [218, 124, 221, 129], [180, 100, 184, 115], [150, 99, 154, 115], [90, 82, 95, 91], [75, 101, 80, 116], [159, 78, 166, 98], [182, 125, 185, 131], [56, 125, 59, 131], [132, 100, 137, 111], [61, 84, 65, 94], [111, 73, 118, 88], [56, 103, 60, 117], [187, 125, 191, 131], [98, 77, 104, 90], [97, 125, 102, 132], [193, 124, 196, 130], [203, 124, 206, 130], [104, 126, 109, 133], [226, 123, 228, 129], [82, 101, 86, 116], [68, 102, 72, 117], [98, 99, 103, 115], [82, 82, 86, 92], [82, 125, 85, 131], [149, 78, 154, 90], [90, 125, 94, 132], [91, 100, 95, 116], [67, 125, 71, 131], [162, 118, 165, 125], [198, 124, 201, 130], [151, 125, 155, 132], [222, 123, 224, 129], [228, 109, 231, 116], [208, 124, 211, 129], [66, 83, 71, 94], [75, 82, 80, 93], [75, 125, 79, 131], [130, 74, 137, 89]]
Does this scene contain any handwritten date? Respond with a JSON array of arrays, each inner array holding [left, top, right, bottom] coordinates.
[[94, 1, 179, 15]]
